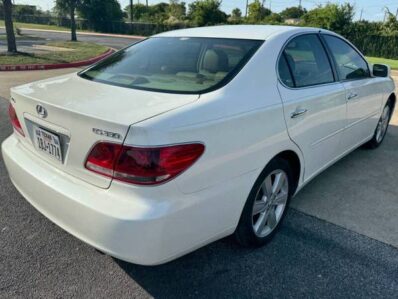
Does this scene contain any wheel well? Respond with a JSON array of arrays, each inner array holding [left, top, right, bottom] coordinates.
[[274, 150, 301, 193]]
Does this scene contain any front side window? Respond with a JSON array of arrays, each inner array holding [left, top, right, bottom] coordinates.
[[323, 35, 370, 80], [281, 34, 334, 88], [80, 37, 263, 94]]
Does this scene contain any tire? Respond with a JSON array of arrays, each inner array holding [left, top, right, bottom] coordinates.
[[235, 157, 294, 247], [364, 100, 393, 149]]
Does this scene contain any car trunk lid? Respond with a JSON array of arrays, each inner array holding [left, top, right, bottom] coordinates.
[[11, 73, 199, 188]]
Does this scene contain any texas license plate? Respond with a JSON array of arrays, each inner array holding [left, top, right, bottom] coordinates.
[[33, 126, 62, 162]]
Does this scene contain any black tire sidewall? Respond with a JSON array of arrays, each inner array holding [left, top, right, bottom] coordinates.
[[365, 101, 393, 149], [235, 158, 294, 247]]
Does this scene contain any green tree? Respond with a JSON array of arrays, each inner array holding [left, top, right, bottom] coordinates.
[[13, 5, 38, 19], [231, 8, 242, 19], [264, 13, 282, 24], [188, 0, 227, 26], [125, 3, 149, 21], [2, 0, 17, 52], [168, 0, 186, 20], [55, 0, 81, 41], [280, 6, 306, 20], [302, 3, 354, 35], [228, 7, 242, 24], [149, 2, 170, 23], [79, 0, 124, 32], [125, 2, 170, 23], [383, 9, 398, 35], [247, 0, 271, 23]]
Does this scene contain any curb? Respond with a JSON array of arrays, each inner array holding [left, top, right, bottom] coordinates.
[[0, 48, 115, 71]]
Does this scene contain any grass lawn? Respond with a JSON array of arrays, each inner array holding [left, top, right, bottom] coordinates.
[[0, 41, 109, 65], [366, 57, 398, 70]]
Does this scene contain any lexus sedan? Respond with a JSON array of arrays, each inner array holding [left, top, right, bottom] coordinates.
[[2, 25, 395, 265]]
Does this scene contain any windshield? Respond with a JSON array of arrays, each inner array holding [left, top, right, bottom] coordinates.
[[80, 37, 263, 94]]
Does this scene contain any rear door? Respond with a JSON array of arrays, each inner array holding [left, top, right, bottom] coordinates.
[[322, 34, 384, 150], [277, 33, 347, 181]]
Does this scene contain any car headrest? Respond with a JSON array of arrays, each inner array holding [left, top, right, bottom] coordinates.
[[202, 49, 229, 73]]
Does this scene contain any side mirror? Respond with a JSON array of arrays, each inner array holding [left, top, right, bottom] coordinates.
[[372, 63, 390, 78]]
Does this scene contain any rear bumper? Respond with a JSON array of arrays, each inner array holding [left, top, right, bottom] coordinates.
[[2, 135, 254, 265]]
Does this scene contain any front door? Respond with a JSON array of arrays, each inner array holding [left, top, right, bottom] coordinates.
[[322, 34, 384, 151]]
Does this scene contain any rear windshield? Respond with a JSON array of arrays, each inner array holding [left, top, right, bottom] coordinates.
[[79, 37, 263, 94]]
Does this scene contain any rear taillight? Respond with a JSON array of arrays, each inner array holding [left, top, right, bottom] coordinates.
[[85, 142, 205, 185], [8, 103, 25, 136]]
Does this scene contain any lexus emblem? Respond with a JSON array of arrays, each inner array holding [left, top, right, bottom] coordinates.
[[36, 104, 47, 118]]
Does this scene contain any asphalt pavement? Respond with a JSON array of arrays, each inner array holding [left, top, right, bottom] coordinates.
[[0, 97, 396, 298], [0, 30, 398, 298], [0, 28, 139, 50], [1, 93, 398, 298]]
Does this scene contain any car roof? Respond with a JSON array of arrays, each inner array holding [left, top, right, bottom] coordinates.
[[153, 25, 322, 40]]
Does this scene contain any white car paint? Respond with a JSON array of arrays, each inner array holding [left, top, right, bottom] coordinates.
[[2, 25, 395, 265]]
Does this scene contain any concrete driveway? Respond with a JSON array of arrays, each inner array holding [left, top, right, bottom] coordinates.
[[0, 69, 397, 297], [292, 99, 398, 247]]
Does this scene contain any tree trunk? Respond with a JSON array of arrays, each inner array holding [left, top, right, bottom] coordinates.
[[70, 6, 77, 41], [3, 0, 17, 53]]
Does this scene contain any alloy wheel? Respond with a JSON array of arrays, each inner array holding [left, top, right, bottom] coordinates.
[[251, 170, 289, 238], [376, 105, 390, 143]]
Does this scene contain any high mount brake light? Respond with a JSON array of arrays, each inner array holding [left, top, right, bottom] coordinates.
[[85, 142, 205, 185]]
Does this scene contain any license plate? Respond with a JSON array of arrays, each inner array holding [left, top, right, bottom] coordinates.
[[33, 126, 63, 162]]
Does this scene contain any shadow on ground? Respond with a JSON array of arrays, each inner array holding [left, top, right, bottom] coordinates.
[[115, 210, 398, 298], [115, 123, 398, 298]]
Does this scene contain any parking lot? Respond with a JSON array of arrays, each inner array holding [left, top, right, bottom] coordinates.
[[1, 67, 398, 297]]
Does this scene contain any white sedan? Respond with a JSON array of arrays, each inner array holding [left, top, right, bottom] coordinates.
[[2, 25, 395, 265]]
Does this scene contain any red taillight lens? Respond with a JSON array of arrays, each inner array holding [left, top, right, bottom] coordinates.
[[85, 142, 123, 177], [85, 142, 205, 185], [8, 103, 25, 136]]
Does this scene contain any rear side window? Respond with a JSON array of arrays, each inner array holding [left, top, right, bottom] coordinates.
[[79, 37, 263, 94], [280, 34, 334, 88], [323, 35, 370, 80]]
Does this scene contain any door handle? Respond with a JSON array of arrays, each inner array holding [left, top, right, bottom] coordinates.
[[291, 108, 308, 119], [347, 92, 358, 100]]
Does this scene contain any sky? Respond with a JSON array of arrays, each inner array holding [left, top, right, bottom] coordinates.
[[14, 0, 398, 22]]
